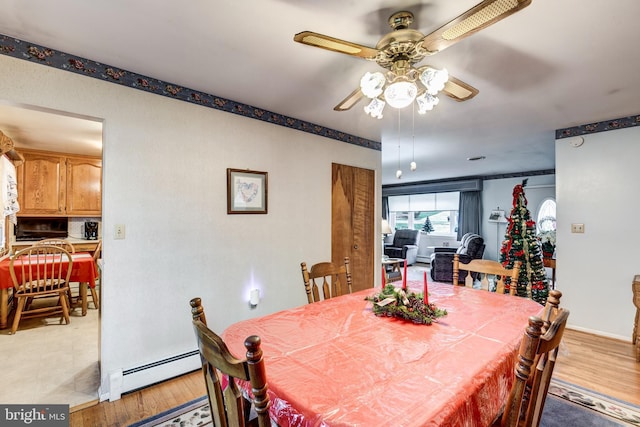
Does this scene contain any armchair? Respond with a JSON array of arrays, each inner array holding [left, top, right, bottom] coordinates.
[[430, 233, 485, 283], [384, 229, 420, 265]]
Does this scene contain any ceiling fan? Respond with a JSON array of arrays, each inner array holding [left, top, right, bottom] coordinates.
[[294, 0, 532, 117]]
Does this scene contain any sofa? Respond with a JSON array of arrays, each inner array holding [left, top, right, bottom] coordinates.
[[430, 233, 485, 283], [384, 229, 420, 265]]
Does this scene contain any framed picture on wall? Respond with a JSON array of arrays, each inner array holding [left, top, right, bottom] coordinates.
[[488, 209, 506, 223], [227, 168, 268, 214]]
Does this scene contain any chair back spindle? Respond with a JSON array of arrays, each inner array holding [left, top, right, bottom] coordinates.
[[453, 254, 521, 295], [301, 257, 352, 303]]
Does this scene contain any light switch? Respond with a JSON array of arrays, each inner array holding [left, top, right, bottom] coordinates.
[[114, 224, 126, 239], [571, 223, 584, 233]]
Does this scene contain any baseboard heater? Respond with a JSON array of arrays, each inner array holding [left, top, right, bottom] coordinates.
[[106, 350, 201, 401]]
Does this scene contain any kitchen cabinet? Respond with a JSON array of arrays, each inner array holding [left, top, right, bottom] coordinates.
[[16, 149, 102, 217]]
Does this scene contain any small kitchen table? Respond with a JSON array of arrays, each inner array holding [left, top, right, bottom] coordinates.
[[0, 252, 98, 329]]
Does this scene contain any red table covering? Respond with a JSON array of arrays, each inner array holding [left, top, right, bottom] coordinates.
[[222, 281, 543, 427], [0, 252, 98, 329], [0, 252, 97, 290]]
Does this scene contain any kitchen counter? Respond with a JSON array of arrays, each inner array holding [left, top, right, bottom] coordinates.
[[11, 238, 100, 254]]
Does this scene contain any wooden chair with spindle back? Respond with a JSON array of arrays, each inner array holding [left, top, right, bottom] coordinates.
[[499, 307, 570, 427], [9, 245, 73, 334], [453, 254, 522, 295], [300, 257, 352, 304], [189, 297, 271, 427], [633, 276, 640, 361], [33, 239, 76, 304]]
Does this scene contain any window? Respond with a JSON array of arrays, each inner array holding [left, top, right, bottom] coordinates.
[[537, 198, 556, 233], [388, 192, 459, 235]]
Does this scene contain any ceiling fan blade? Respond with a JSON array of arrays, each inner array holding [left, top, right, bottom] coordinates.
[[294, 31, 379, 59], [443, 76, 479, 101], [419, 0, 532, 54], [334, 88, 365, 111]]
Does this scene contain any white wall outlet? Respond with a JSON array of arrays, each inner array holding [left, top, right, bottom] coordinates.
[[114, 224, 126, 239], [571, 223, 584, 233]]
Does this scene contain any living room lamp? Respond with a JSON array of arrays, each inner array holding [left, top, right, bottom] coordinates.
[[381, 219, 393, 257]]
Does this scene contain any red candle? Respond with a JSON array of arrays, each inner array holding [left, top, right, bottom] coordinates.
[[423, 271, 429, 305], [402, 259, 408, 290], [381, 266, 386, 289]]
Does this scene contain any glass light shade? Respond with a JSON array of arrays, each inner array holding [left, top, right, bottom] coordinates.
[[396, 169, 403, 179], [410, 161, 417, 171], [360, 72, 386, 98], [416, 93, 440, 114], [420, 67, 449, 95], [364, 98, 385, 119], [384, 81, 417, 109]]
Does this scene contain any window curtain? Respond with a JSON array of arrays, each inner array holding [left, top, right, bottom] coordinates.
[[457, 191, 482, 240], [382, 196, 389, 220]]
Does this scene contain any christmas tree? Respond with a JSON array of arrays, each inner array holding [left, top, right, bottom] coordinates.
[[499, 180, 549, 304], [422, 216, 434, 233]]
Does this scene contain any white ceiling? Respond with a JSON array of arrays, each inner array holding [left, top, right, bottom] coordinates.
[[0, 0, 638, 184]]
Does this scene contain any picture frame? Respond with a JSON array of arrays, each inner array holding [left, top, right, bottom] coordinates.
[[227, 168, 268, 214], [488, 209, 506, 223]]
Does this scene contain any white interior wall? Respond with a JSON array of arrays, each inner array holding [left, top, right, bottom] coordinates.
[[556, 127, 639, 340], [0, 55, 381, 399]]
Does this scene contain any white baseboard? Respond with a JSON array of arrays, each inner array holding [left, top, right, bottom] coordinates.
[[100, 351, 201, 402], [567, 324, 631, 343]]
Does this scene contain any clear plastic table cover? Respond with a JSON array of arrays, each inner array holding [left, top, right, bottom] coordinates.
[[223, 281, 543, 427]]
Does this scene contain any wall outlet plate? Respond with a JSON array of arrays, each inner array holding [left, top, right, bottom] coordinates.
[[114, 224, 126, 239], [571, 223, 584, 233]]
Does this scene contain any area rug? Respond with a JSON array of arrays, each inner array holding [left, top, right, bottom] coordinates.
[[129, 379, 640, 427]]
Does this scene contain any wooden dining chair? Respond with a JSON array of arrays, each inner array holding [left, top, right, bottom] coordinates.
[[300, 257, 352, 304], [453, 254, 522, 295], [79, 239, 101, 310], [33, 239, 77, 305], [633, 276, 640, 362], [9, 245, 73, 334], [499, 308, 570, 427], [189, 298, 271, 427]]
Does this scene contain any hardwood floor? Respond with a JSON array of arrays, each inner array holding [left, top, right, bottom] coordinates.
[[70, 328, 640, 426], [554, 328, 640, 404]]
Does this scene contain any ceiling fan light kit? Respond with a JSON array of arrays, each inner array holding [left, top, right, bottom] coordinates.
[[293, 0, 532, 116]]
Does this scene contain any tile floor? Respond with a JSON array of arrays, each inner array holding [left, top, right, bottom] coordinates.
[[0, 288, 100, 409]]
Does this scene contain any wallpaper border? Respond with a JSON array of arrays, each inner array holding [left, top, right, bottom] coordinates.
[[555, 114, 640, 139], [0, 34, 381, 152], [2, 34, 637, 148]]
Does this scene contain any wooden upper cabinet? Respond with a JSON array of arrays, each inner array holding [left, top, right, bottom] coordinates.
[[66, 156, 102, 216], [16, 149, 101, 217]]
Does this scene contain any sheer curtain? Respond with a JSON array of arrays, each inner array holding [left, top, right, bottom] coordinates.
[[457, 191, 482, 240]]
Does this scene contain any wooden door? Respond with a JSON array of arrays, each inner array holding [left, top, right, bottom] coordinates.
[[16, 151, 66, 215], [66, 156, 102, 216], [332, 163, 375, 292]]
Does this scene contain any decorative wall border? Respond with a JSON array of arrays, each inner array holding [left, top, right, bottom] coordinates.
[[556, 114, 640, 139], [0, 34, 381, 152]]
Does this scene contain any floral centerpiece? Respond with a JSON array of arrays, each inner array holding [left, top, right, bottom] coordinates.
[[537, 229, 556, 258], [365, 285, 447, 325]]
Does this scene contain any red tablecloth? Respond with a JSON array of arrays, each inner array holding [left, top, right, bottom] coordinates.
[[222, 281, 543, 427], [0, 252, 98, 329], [0, 252, 97, 290]]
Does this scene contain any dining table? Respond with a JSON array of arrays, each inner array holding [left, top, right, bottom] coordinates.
[[222, 280, 543, 427], [0, 252, 98, 329]]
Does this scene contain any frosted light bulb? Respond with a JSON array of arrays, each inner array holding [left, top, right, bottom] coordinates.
[[410, 161, 417, 171], [396, 169, 402, 179]]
